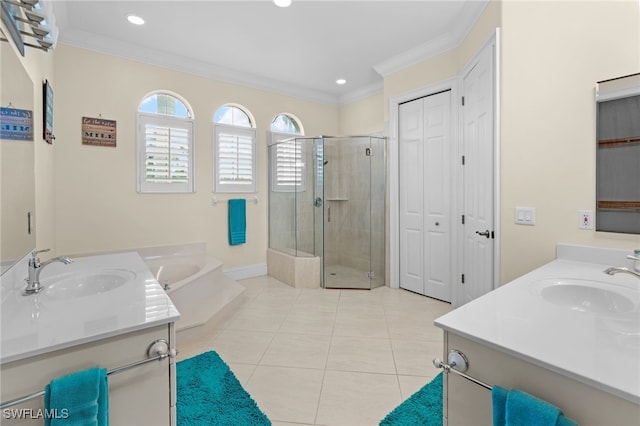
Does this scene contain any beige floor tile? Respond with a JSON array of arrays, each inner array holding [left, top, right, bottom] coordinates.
[[210, 329, 274, 364], [293, 290, 341, 313], [326, 336, 396, 374], [225, 307, 289, 332], [261, 333, 331, 369], [279, 309, 337, 335], [245, 365, 324, 424], [316, 370, 402, 426], [333, 312, 389, 339], [391, 339, 444, 376], [397, 373, 439, 400], [385, 313, 444, 341], [227, 362, 257, 386]]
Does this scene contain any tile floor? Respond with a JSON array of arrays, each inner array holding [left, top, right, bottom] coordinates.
[[177, 275, 453, 426]]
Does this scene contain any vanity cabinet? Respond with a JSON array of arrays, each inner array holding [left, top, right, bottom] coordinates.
[[443, 332, 640, 426], [0, 324, 176, 426]]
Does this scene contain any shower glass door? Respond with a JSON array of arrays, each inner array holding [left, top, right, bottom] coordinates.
[[322, 137, 373, 289]]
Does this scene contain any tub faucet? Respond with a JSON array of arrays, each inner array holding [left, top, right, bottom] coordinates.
[[24, 249, 73, 295], [603, 267, 640, 280]]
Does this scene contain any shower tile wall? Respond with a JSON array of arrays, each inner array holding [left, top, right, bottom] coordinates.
[[325, 140, 381, 282]]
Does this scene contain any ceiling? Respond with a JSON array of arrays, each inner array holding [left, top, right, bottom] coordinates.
[[52, 0, 488, 105]]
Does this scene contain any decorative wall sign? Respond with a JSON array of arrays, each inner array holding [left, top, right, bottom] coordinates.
[[82, 116, 117, 147], [43, 79, 54, 144], [0, 107, 33, 141]]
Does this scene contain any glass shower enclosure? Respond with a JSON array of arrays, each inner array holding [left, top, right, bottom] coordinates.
[[268, 136, 385, 289]]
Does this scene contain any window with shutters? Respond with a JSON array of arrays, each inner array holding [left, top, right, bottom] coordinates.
[[213, 105, 257, 193], [269, 114, 305, 192], [137, 92, 195, 193]]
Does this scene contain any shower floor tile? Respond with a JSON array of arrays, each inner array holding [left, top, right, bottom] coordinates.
[[324, 264, 371, 289]]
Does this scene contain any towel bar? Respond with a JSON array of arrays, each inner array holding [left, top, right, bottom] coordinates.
[[433, 349, 492, 391], [0, 339, 176, 409], [211, 195, 258, 206]]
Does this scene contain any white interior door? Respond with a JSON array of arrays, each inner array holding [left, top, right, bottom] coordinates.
[[399, 91, 451, 301], [461, 43, 495, 304]]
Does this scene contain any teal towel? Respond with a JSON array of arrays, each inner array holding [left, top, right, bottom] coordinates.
[[492, 386, 578, 426], [228, 198, 246, 245], [44, 367, 108, 426]]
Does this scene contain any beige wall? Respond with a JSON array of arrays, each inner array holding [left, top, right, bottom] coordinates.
[[500, 0, 640, 282], [338, 92, 384, 135], [52, 45, 338, 268], [6, 0, 639, 280], [377, 0, 639, 284]]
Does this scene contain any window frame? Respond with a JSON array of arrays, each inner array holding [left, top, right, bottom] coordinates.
[[136, 109, 195, 194], [269, 131, 307, 193], [213, 122, 258, 193]]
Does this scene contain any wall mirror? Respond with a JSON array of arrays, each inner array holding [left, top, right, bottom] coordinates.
[[595, 73, 640, 234], [0, 38, 36, 274]]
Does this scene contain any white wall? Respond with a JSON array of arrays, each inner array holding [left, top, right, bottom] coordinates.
[[52, 45, 338, 268]]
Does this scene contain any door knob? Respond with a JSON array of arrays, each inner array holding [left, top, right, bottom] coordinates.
[[475, 230, 490, 238], [314, 197, 323, 207]]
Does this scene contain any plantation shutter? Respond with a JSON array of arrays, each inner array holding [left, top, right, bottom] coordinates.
[[214, 124, 257, 193], [269, 132, 306, 192], [137, 113, 194, 193]]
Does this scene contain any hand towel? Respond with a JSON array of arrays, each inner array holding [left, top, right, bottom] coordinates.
[[228, 198, 247, 245], [44, 367, 108, 426], [492, 385, 578, 426]]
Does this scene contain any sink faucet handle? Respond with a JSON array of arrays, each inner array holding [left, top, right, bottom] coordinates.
[[31, 248, 51, 257], [628, 250, 640, 272]]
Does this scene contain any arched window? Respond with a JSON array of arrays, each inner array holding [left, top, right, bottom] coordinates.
[[213, 104, 257, 193], [269, 113, 305, 192], [271, 113, 302, 134], [137, 92, 195, 193]]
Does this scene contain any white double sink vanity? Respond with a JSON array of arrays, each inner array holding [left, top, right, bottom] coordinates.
[[0, 251, 180, 426], [435, 244, 640, 425]]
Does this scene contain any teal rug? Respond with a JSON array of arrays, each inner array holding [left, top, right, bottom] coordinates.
[[380, 372, 443, 426], [177, 351, 271, 426]]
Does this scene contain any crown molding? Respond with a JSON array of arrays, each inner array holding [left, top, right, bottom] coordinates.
[[373, 0, 489, 77], [57, 28, 340, 106], [337, 81, 383, 106]]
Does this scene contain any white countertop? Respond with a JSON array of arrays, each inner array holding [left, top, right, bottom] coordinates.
[[435, 245, 640, 404], [0, 252, 180, 364]]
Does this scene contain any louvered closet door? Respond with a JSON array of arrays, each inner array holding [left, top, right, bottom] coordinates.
[[399, 91, 452, 302]]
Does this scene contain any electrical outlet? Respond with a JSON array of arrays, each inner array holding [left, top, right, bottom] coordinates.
[[579, 210, 594, 230]]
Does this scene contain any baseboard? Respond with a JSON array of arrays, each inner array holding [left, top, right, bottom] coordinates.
[[223, 262, 267, 280]]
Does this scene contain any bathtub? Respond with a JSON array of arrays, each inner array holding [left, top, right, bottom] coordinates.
[[137, 243, 245, 333]]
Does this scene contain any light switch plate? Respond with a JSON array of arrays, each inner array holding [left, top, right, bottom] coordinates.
[[515, 207, 536, 225]]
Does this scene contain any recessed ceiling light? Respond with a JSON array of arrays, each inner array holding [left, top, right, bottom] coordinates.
[[336, 79, 347, 85], [127, 14, 145, 25], [274, 0, 292, 7]]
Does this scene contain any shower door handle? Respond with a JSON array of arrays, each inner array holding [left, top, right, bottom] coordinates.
[[314, 197, 323, 207]]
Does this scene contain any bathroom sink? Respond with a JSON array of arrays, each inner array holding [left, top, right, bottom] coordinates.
[[537, 279, 636, 314], [45, 269, 135, 300]]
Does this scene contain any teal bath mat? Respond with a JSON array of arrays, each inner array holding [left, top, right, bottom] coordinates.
[[380, 372, 443, 426], [177, 351, 270, 426]]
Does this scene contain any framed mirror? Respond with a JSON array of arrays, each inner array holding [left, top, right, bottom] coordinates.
[[0, 36, 36, 273], [595, 73, 640, 234]]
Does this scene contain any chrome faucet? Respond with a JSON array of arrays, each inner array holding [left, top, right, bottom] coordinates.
[[603, 267, 640, 280], [627, 249, 640, 273], [24, 249, 73, 295]]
